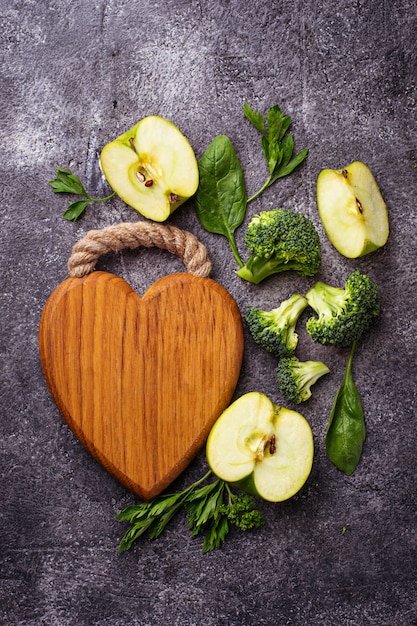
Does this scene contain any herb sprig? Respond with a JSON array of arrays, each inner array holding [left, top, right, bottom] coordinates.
[[243, 103, 308, 203], [117, 470, 264, 554], [48, 167, 115, 221]]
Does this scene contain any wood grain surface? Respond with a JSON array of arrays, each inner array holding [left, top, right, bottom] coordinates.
[[39, 271, 244, 500]]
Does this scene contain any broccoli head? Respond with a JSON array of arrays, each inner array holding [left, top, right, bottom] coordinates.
[[245, 293, 308, 358], [236, 208, 322, 284], [276, 356, 330, 404], [305, 270, 379, 347]]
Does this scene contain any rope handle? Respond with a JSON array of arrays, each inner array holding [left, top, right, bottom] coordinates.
[[67, 222, 212, 278]]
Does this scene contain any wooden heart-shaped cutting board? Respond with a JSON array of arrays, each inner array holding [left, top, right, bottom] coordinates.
[[39, 271, 244, 500]]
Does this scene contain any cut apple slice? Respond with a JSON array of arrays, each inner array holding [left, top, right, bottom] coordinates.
[[206, 391, 314, 502], [317, 161, 389, 258], [100, 116, 199, 221]]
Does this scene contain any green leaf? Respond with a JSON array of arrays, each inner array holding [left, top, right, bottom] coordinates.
[[62, 200, 90, 221], [278, 133, 295, 169], [118, 517, 155, 553], [49, 167, 88, 196], [273, 148, 309, 181], [116, 503, 151, 522], [267, 142, 283, 176], [261, 135, 271, 168], [266, 105, 290, 145], [243, 102, 265, 135], [186, 481, 222, 532], [148, 493, 183, 517], [202, 515, 230, 553], [148, 501, 184, 540], [326, 342, 366, 475], [245, 102, 309, 203], [49, 165, 116, 222], [192, 486, 225, 529], [186, 480, 221, 502], [195, 135, 247, 267]]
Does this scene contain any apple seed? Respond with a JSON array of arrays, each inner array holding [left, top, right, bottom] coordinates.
[[144, 179, 154, 187], [269, 434, 276, 455], [129, 137, 138, 153], [136, 171, 146, 182]]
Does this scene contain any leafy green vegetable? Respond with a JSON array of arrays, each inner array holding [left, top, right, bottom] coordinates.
[[194, 135, 247, 268], [49, 167, 89, 196], [117, 471, 264, 554], [48, 167, 115, 221], [62, 200, 91, 221], [243, 103, 309, 203], [326, 341, 366, 475], [195, 103, 309, 268]]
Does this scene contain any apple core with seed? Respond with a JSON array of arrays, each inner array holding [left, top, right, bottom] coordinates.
[[206, 391, 314, 502], [100, 116, 199, 222]]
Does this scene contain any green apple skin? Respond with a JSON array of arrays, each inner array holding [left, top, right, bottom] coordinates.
[[100, 116, 199, 222], [317, 161, 389, 258], [206, 392, 314, 503]]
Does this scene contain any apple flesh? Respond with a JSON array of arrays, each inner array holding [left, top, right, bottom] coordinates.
[[317, 161, 389, 258], [206, 392, 314, 502], [100, 116, 199, 222]]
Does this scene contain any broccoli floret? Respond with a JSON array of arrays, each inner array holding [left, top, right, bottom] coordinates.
[[245, 293, 308, 358], [276, 356, 330, 404], [236, 208, 322, 284], [305, 270, 379, 347]]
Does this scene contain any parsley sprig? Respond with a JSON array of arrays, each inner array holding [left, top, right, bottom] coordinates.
[[48, 167, 115, 221], [117, 470, 264, 554], [243, 102, 309, 203]]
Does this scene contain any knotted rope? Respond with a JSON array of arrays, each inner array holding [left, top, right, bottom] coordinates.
[[67, 222, 212, 278]]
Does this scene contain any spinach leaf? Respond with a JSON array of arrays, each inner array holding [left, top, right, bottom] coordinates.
[[326, 341, 366, 475], [195, 135, 246, 268]]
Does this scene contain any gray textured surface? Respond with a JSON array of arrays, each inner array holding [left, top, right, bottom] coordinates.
[[1, 1, 416, 625]]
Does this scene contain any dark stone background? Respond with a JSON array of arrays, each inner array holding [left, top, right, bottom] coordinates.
[[1, 1, 416, 625]]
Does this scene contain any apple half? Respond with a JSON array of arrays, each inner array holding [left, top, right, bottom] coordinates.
[[100, 116, 199, 221], [206, 392, 314, 502], [317, 161, 389, 258]]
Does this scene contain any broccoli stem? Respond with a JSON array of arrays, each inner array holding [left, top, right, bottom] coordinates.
[[236, 257, 284, 284], [236, 264, 264, 284]]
